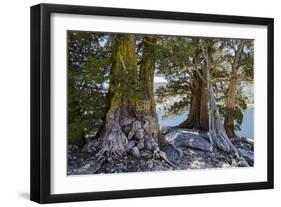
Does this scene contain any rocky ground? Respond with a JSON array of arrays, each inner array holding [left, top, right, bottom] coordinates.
[[67, 127, 254, 175]]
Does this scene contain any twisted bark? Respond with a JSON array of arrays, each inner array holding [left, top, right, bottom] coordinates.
[[137, 36, 160, 139], [97, 34, 137, 158], [202, 40, 249, 166], [179, 73, 209, 130], [95, 35, 162, 162], [224, 40, 246, 137]]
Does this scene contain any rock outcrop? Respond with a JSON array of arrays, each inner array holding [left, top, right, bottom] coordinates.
[[67, 128, 254, 175]]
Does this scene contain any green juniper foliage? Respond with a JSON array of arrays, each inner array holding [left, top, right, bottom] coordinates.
[[67, 32, 254, 143], [67, 32, 111, 143], [155, 37, 253, 134]]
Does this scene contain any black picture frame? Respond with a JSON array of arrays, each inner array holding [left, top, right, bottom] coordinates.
[[30, 3, 274, 204]]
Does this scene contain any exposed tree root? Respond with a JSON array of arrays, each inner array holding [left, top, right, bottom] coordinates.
[[199, 40, 249, 167], [157, 151, 177, 168], [91, 109, 176, 172], [97, 130, 128, 158], [96, 108, 128, 158], [208, 72, 249, 167]]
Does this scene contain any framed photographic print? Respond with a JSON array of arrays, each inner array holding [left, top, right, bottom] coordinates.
[[30, 3, 274, 203]]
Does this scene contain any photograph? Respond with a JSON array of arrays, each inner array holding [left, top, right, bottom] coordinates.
[[66, 31, 254, 175], [0, 0, 277, 205], [29, 3, 274, 203]]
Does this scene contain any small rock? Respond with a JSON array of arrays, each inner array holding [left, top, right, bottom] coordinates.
[[82, 163, 91, 169], [147, 161, 154, 169], [131, 147, 141, 158]]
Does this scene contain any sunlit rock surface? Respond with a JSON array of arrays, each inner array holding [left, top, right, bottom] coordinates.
[[67, 128, 254, 175]]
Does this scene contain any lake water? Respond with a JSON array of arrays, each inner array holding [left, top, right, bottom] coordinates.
[[157, 107, 254, 139]]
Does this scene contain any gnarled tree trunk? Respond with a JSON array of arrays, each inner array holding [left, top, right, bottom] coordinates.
[[179, 71, 209, 130], [224, 40, 246, 137], [137, 36, 160, 139], [96, 35, 160, 159], [200, 65, 209, 130], [202, 40, 234, 152], [202, 40, 248, 166], [179, 76, 201, 129], [207, 68, 249, 166], [208, 71, 234, 152], [98, 34, 138, 157]]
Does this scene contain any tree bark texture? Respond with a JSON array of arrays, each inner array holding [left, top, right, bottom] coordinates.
[[137, 36, 160, 139], [203, 40, 235, 152], [97, 34, 160, 158], [97, 34, 137, 157], [179, 69, 209, 130], [224, 40, 246, 137]]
